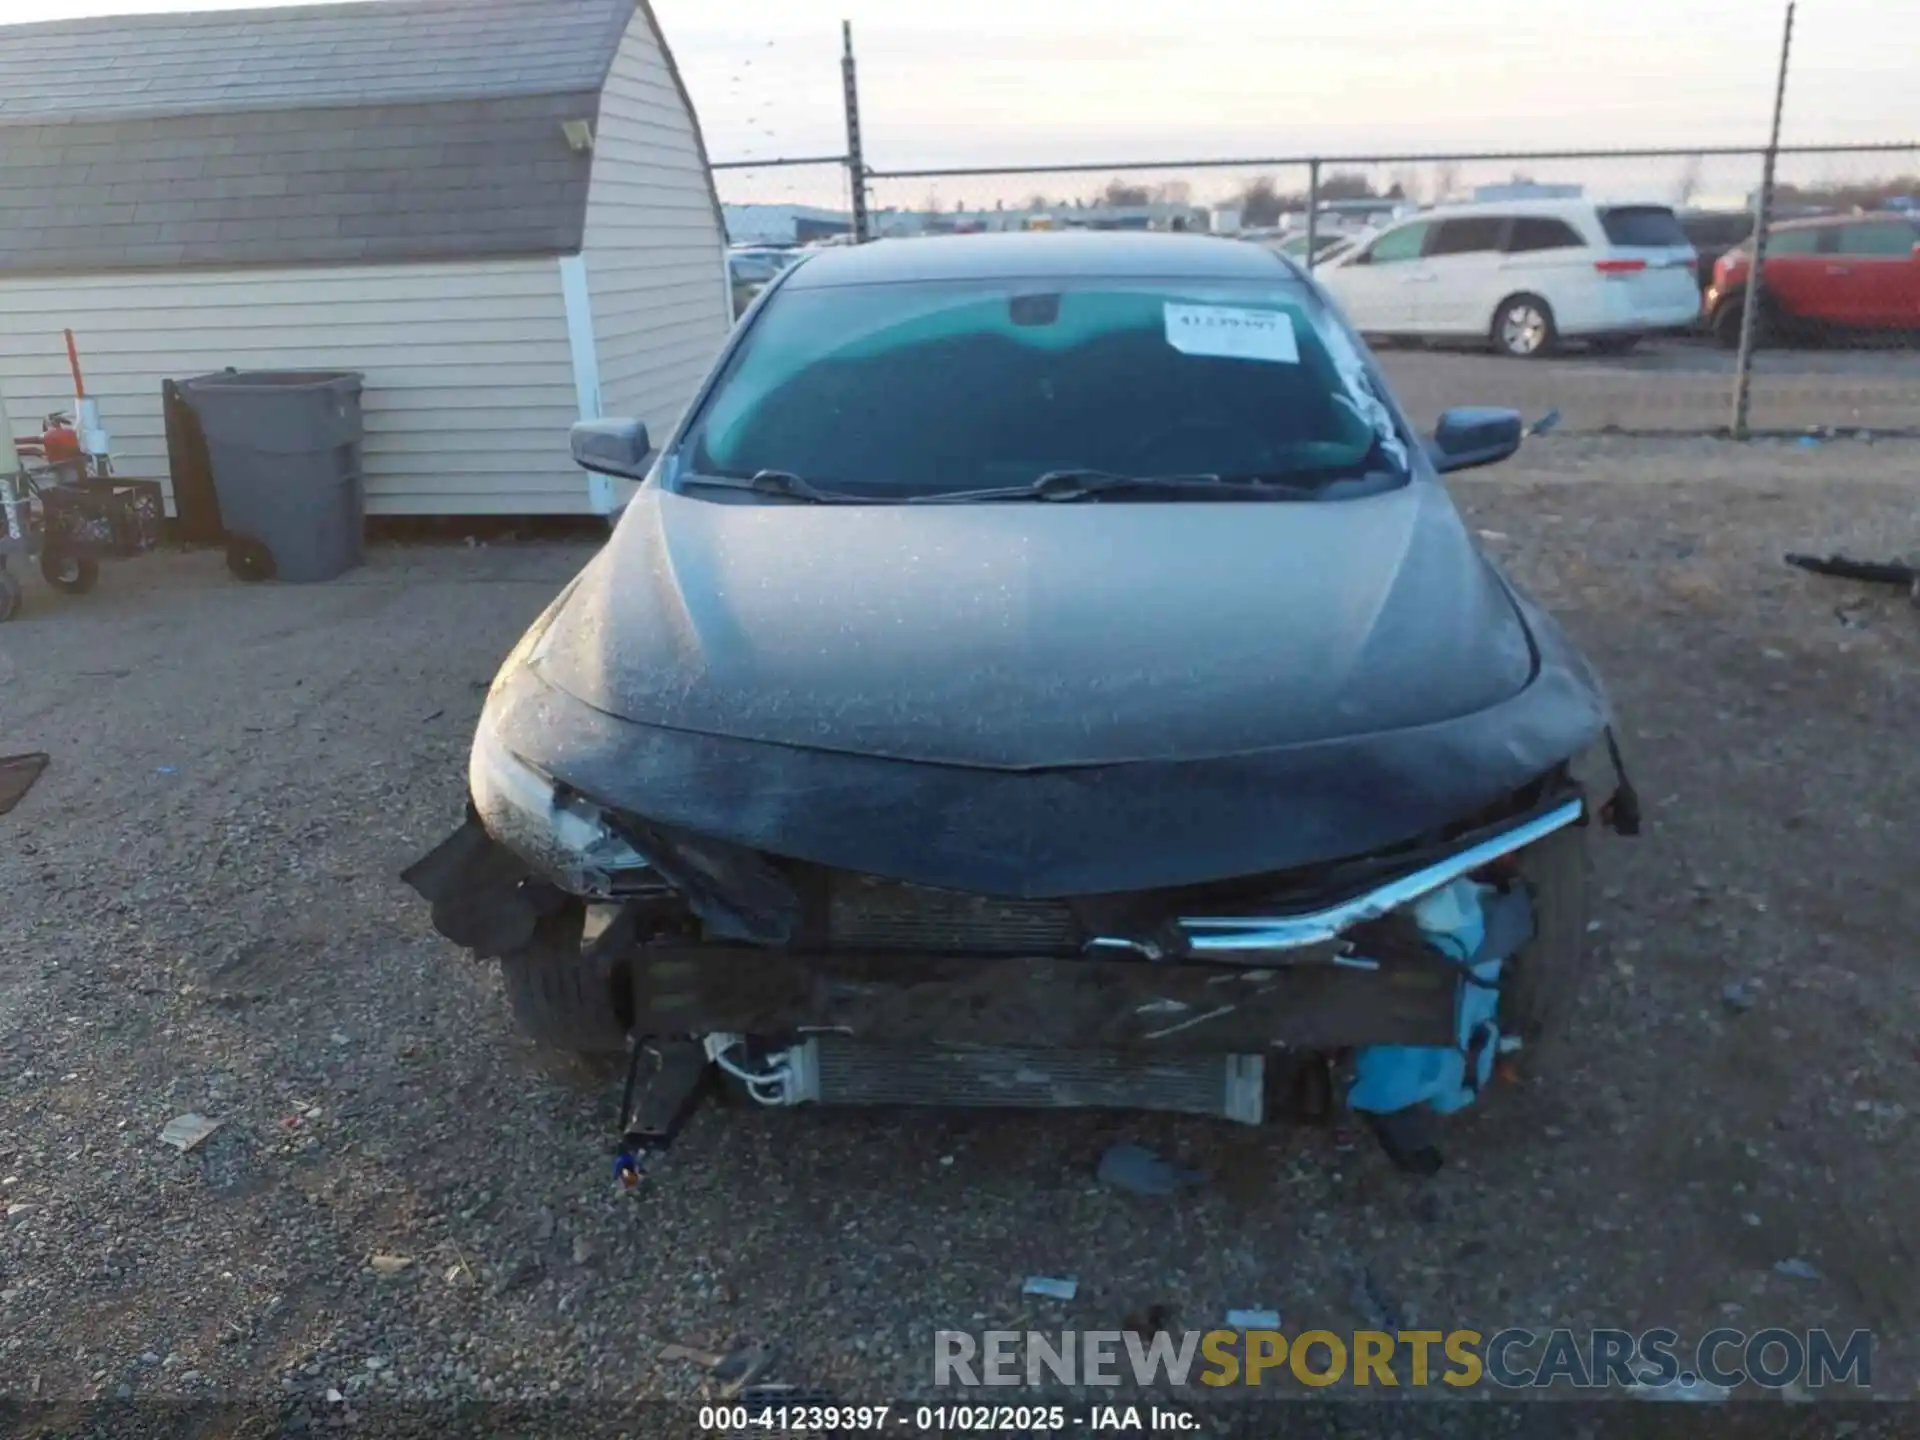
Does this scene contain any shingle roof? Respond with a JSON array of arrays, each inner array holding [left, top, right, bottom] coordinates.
[[0, 0, 638, 274]]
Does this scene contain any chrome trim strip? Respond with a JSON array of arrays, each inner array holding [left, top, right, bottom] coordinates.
[[1175, 797, 1586, 957]]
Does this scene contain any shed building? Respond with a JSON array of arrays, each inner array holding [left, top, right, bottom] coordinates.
[[0, 0, 732, 516]]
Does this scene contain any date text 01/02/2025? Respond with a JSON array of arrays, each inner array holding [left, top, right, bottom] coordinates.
[[697, 1404, 1198, 1432]]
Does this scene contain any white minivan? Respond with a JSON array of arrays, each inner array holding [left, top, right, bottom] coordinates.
[[1315, 199, 1700, 357]]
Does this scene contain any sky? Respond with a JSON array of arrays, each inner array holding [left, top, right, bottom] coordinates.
[[6, 0, 1917, 208]]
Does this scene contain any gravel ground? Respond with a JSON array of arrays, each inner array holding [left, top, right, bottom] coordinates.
[[4, 434, 1920, 1427]]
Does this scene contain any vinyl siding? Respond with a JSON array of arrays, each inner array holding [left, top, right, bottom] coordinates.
[[0, 257, 586, 515], [578, 2, 730, 500]]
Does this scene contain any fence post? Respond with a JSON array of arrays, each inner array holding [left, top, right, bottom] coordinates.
[[1730, 1, 1796, 439], [841, 20, 870, 243], [1305, 160, 1321, 270]]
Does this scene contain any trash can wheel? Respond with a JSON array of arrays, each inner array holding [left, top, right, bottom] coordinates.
[[40, 548, 99, 595], [225, 536, 277, 583]]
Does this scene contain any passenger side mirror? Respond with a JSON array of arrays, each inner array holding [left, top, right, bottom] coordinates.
[[1428, 406, 1524, 474], [569, 418, 653, 480]]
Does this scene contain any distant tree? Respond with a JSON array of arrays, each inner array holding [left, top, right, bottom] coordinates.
[[1429, 162, 1461, 203], [1773, 174, 1920, 212], [1025, 193, 1052, 212], [1674, 154, 1704, 208], [1318, 171, 1376, 201], [1390, 166, 1424, 204], [1154, 179, 1192, 205], [1238, 175, 1284, 228], [1102, 178, 1153, 207]]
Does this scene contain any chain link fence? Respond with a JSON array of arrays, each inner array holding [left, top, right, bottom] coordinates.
[[717, 137, 1920, 438]]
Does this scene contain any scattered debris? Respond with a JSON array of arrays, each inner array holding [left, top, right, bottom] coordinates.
[[1785, 551, 1919, 599], [0, 752, 50, 817], [487, 1253, 541, 1296], [6, 1203, 36, 1221], [1774, 1258, 1823, 1281], [658, 1343, 728, 1369], [158, 1114, 224, 1153], [1225, 1308, 1281, 1330], [1097, 1142, 1204, 1197], [1528, 408, 1562, 437], [367, 1253, 413, 1276], [1629, 1375, 1732, 1402], [739, 1383, 837, 1406], [420, 709, 445, 723], [1348, 1266, 1403, 1331], [714, 1343, 779, 1398], [1022, 1276, 1078, 1301], [1122, 1303, 1173, 1336], [1721, 981, 1758, 1014]]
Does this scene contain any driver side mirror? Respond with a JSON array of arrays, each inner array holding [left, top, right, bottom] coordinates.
[[1428, 406, 1524, 474], [569, 418, 653, 480]]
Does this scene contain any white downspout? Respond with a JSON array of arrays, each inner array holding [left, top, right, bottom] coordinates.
[[557, 253, 618, 517]]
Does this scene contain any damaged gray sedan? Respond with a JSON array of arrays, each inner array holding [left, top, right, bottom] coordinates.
[[405, 233, 1638, 1177]]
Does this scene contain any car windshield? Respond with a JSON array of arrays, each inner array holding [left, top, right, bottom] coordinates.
[[673, 276, 1410, 501]]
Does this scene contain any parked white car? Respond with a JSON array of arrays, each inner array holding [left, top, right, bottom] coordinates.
[[1314, 199, 1699, 357]]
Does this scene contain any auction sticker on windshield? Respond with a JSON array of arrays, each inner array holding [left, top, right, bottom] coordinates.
[[1163, 304, 1299, 363]]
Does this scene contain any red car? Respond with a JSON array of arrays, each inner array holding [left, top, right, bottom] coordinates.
[[1705, 212, 1920, 347]]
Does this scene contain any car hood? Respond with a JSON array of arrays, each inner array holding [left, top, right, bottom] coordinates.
[[528, 481, 1534, 769]]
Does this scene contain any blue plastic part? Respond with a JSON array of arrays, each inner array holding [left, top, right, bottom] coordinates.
[[1348, 878, 1529, 1118], [613, 1152, 644, 1191]]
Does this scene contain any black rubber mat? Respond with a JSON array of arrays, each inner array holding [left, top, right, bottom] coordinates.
[[0, 752, 49, 816]]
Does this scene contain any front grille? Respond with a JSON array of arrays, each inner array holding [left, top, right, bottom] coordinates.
[[826, 874, 1082, 954], [800, 1038, 1265, 1124]]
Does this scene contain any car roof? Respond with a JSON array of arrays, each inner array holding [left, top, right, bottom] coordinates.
[[1405, 196, 1687, 223], [781, 231, 1301, 288]]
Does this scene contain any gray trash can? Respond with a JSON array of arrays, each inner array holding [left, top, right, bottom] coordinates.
[[179, 370, 365, 583]]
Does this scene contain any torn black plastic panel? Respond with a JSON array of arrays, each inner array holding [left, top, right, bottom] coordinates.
[[400, 810, 568, 959]]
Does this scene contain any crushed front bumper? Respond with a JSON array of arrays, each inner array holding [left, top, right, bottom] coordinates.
[[625, 945, 1459, 1053], [406, 795, 1586, 1055]]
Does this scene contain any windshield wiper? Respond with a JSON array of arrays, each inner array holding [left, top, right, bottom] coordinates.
[[910, 469, 1320, 504], [679, 469, 859, 503]]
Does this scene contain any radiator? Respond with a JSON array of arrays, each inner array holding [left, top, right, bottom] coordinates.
[[825, 874, 1082, 955], [784, 1037, 1265, 1124]]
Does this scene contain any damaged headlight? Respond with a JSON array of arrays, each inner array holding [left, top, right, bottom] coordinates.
[[469, 721, 655, 897]]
